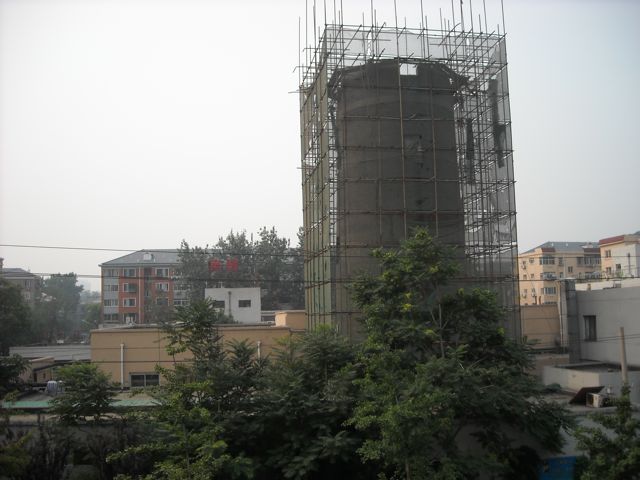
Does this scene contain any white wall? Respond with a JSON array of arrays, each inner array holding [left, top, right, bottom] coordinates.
[[577, 286, 640, 366], [543, 365, 640, 404], [611, 243, 640, 277], [204, 287, 261, 324]]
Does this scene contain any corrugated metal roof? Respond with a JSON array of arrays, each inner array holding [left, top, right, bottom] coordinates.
[[100, 250, 180, 267], [521, 241, 598, 255]]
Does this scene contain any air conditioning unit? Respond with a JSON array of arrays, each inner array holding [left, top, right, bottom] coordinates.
[[586, 393, 606, 408]]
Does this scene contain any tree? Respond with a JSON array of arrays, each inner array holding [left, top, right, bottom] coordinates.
[[350, 228, 571, 479], [32, 273, 83, 343], [574, 383, 640, 479], [0, 354, 28, 398], [245, 326, 371, 480], [177, 227, 304, 311], [50, 363, 115, 425], [0, 278, 32, 355], [83, 302, 102, 331], [176, 240, 213, 303]]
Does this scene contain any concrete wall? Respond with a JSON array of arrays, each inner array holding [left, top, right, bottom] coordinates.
[[91, 324, 297, 387], [205, 287, 261, 324], [521, 305, 559, 349], [274, 310, 307, 330], [577, 286, 640, 366], [543, 365, 640, 404]]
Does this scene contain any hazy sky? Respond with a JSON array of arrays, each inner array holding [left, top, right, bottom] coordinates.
[[1, 0, 638, 291]]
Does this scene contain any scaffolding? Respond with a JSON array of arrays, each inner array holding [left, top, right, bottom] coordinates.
[[300, 16, 519, 338]]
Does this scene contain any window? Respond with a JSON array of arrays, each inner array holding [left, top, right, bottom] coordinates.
[[174, 283, 188, 291], [605, 250, 612, 258], [606, 267, 612, 275], [103, 299, 118, 307], [105, 284, 119, 292], [539, 256, 555, 265], [558, 257, 564, 266], [124, 313, 138, 323], [584, 315, 597, 341], [212, 300, 225, 309], [529, 258, 534, 264], [123, 298, 136, 307], [615, 264, 622, 271], [103, 313, 119, 322], [542, 287, 557, 295], [104, 268, 118, 278], [156, 282, 169, 292], [130, 373, 160, 388], [567, 266, 573, 274], [156, 297, 168, 306], [155, 268, 169, 277], [123, 283, 137, 293], [559, 272, 563, 278], [123, 268, 136, 277], [174, 299, 189, 306], [238, 299, 251, 308]]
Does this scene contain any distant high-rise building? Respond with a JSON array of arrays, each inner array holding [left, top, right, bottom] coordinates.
[[299, 21, 518, 338]]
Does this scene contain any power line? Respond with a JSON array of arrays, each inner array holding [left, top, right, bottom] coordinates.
[[2, 242, 639, 260]]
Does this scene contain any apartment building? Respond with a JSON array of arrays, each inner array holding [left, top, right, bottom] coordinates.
[[100, 250, 186, 325], [600, 231, 640, 279], [0, 258, 40, 306], [518, 242, 600, 305]]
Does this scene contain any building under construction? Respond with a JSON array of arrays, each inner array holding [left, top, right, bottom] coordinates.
[[300, 16, 519, 338]]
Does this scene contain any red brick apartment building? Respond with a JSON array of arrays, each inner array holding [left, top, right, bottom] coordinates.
[[100, 250, 186, 325]]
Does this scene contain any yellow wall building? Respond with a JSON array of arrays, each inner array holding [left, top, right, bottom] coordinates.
[[518, 241, 600, 305], [91, 311, 306, 387]]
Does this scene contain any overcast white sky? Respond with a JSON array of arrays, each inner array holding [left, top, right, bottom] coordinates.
[[1, 0, 638, 291]]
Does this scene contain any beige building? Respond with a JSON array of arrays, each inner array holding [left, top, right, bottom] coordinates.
[[0, 259, 40, 306], [518, 242, 600, 305], [600, 232, 640, 279], [91, 311, 306, 387]]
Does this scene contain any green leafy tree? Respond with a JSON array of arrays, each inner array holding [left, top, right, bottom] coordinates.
[[0, 355, 30, 478], [176, 240, 212, 303], [0, 354, 28, 398], [83, 302, 102, 331], [575, 383, 640, 479], [244, 326, 371, 480], [0, 278, 32, 355], [350, 228, 571, 479], [178, 227, 304, 312], [50, 363, 115, 425], [114, 300, 259, 479], [33, 273, 83, 343]]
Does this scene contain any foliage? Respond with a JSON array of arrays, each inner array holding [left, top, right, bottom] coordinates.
[[20, 423, 73, 480], [350, 228, 571, 479], [32, 273, 83, 343], [114, 302, 366, 480], [50, 363, 115, 425], [83, 302, 102, 331], [177, 226, 304, 311], [176, 241, 212, 303], [0, 354, 28, 398], [574, 383, 640, 479], [244, 326, 371, 480], [0, 278, 32, 355]]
